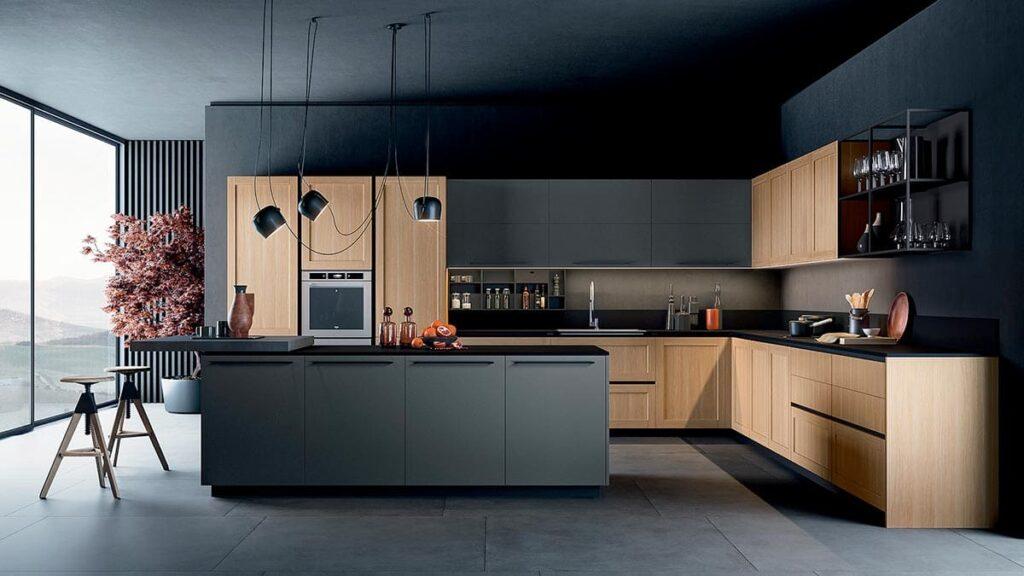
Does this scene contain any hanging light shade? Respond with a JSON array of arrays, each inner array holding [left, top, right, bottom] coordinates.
[[298, 189, 329, 220], [253, 205, 286, 238], [413, 195, 442, 222]]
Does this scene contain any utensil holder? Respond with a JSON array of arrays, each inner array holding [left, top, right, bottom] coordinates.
[[849, 308, 869, 334]]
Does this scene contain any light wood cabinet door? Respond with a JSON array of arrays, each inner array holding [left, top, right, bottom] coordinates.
[[226, 176, 299, 336], [561, 338, 656, 382], [656, 338, 729, 428], [789, 160, 814, 263], [300, 176, 373, 270], [732, 341, 752, 432], [610, 384, 656, 428], [769, 347, 792, 453], [791, 406, 831, 480], [832, 421, 886, 510], [812, 144, 838, 260], [375, 176, 447, 332], [751, 179, 771, 267], [769, 172, 792, 265], [750, 346, 772, 443]]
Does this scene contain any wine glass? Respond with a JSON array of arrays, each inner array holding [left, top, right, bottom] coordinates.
[[940, 222, 952, 248], [853, 157, 865, 192]]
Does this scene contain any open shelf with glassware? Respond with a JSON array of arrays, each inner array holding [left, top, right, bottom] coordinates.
[[838, 109, 970, 258], [447, 268, 567, 311]]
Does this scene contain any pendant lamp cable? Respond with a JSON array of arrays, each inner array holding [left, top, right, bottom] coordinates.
[[422, 12, 432, 204]]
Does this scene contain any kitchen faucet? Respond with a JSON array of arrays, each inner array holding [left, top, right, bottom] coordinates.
[[588, 281, 599, 329]]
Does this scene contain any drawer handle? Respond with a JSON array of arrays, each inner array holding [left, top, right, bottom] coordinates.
[[309, 360, 395, 366], [207, 360, 293, 366], [571, 259, 635, 266], [410, 361, 495, 366], [511, 360, 595, 366]]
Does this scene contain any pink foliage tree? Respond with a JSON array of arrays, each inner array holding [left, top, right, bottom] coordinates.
[[82, 207, 204, 355]]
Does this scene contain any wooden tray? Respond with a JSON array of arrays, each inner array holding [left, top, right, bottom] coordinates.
[[839, 336, 898, 346]]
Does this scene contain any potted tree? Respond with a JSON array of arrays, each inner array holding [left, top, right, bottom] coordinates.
[[82, 206, 204, 413]]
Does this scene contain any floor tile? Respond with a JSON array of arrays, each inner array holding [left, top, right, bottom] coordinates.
[[485, 514, 754, 572], [0, 516, 42, 540], [444, 476, 658, 518], [707, 512, 852, 571], [227, 492, 445, 517], [0, 515, 261, 571], [959, 529, 1024, 565], [215, 516, 485, 572]]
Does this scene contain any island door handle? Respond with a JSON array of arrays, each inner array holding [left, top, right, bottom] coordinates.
[[309, 361, 395, 366], [207, 360, 293, 366], [410, 361, 495, 366], [510, 360, 595, 366]]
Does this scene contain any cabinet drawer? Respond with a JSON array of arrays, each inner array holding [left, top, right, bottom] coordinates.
[[562, 338, 655, 382], [790, 375, 831, 414], [791, 406, 831, 480], [832, 355, 886, 398], [610, 384, 656, 428], [791, 348, 832, 383], [832, 386, 886, 434], [832, 421, 886, 510]]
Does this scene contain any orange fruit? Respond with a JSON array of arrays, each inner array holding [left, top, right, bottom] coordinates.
[[423, 327, 438, 338], [436, 324, 452, 338], [411, 337, 425, 349], [445, 324, 457, 336], [430, 319, 444, 328]]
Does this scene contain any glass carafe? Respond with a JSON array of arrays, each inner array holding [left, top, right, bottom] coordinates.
[[378, 306, 398, 347], [399, 307, 417, 347]]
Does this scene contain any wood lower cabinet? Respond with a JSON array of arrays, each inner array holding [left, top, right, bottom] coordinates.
[[656, 338, 729, 428], [731, 339, 753, 432], [832, 421, 886, 509], [300, 176, 373, 270], [226, 176, 299, 336], [561, 337, 656, 382], [610, 384, 656, 428], [749, 346, 772, 443], [769, 348, 792, 455], [791, 406, 832, 480], [375, 176, 447, 332]]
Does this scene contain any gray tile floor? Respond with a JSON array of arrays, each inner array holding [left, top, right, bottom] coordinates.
[[0, 408, 1021, 575]]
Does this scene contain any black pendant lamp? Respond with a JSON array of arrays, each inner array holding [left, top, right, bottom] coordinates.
[[414, 12, 442, 223], [253, 205, 286, 238], [298, 187, 329, 220]]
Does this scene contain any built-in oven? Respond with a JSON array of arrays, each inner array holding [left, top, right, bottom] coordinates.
[[301, 271, 373, 345]]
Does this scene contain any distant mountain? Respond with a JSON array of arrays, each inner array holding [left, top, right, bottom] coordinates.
[[0, 277, 110, 330], [0, 308, 105, 344]]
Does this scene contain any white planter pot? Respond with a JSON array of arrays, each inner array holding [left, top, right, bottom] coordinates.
[[161, 377, 201, 414]]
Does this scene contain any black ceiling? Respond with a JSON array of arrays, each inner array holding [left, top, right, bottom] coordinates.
[[0, 0, 933, 139]]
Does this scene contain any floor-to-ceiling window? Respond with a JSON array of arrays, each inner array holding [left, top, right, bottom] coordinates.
[[0, 90, 119, 436], [0, 97, 32, 434]]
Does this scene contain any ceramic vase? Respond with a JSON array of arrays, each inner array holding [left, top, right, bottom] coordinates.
[[856, 224, 871, 253], [228, 285, 254, 338]]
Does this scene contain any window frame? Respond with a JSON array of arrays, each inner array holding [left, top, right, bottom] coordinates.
[[0, 86, 124, 439]]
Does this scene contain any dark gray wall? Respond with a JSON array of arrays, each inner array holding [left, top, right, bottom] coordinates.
[[120, 140, 204, 402], [777, 0, 1023, 526], [205, 102, 779, 320]]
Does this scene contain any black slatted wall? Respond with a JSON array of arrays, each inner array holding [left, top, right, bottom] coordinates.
[[119, 140, 204, 402]]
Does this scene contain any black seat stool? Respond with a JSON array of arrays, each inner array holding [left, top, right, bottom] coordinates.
[[40, 376, 119, 499], [106, 365, 169, 470]]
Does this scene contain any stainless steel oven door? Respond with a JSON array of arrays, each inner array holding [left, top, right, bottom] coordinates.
[[301, 280, 373, 338]]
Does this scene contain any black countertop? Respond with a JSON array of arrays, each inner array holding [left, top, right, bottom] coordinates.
[[138, 340, 609, 357], [458, 329, 987, 361], [130, 335, 314, 353]]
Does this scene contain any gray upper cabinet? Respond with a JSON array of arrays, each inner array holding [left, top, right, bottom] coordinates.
[[652, 180, 751, 266], [549, 180, 652, 223], [200, 356, 304, 486], [549, 223, 652, 267], [447, 179, 549, 223], [447, 223, 548, 267], [405, 357, 505, 485], [652, 223, 751, 266], [305, 358, 406, 485]]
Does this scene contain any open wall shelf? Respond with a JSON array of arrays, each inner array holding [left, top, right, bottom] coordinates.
[[838, 109, 971, 258], [447, 268, 567, 311]]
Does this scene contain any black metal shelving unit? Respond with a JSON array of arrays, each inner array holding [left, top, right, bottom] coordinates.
[[838, 108, 971, 258], [446, 268, 567, 311]]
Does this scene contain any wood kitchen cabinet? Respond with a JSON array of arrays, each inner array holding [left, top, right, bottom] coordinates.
[[560, 337, 656, 382], [731, 339, 753, 433], [655, 338, 729, 428], [749, 346, 772, 443], [609, 384, 656, 428], [375, 176, 447, 332], [791, 405, 832, 480], [226, 176, 299, 336], [750, 141, 838, 268], [300, 176, 373, 270]]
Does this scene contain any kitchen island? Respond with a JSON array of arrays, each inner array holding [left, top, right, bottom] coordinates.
[[131, 338, 610, 491]]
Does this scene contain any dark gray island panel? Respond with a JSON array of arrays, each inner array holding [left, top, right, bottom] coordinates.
[[505, 356, 609, 485], [405, 357, 506, 485], [305, 357, 406, 485], [201, 356, 305, 486]]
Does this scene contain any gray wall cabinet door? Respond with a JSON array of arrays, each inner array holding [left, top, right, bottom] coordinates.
[[549, 223, 652, 266], [200, 356, 304, 486], [447, 180, 549, 223], [505, 356, 609, 486], [304, 358, 406, 485], [652, 180, 750, 223], [447, 223, 548, 266], [405, 357, 505, 485], [652, 223, 751, 266], [549, 180, 652, 223]]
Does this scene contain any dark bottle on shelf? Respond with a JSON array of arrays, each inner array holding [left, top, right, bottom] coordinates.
[[522, 286, 531, 310]]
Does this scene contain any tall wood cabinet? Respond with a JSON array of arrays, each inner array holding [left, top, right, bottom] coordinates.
[[751, 141, 838, 267], [300, 176, 373, 270], [226, 176, 299, 336], [374, 176, 447, 332], [655, 338, 730, 428]]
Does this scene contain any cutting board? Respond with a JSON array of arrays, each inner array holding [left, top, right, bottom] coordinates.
[[839, 336, 898, 346]]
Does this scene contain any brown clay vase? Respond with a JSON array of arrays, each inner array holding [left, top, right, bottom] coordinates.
[[228, 285, 255, 338]]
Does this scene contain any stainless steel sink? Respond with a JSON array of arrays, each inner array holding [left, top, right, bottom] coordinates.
[[555, 328, 645, 336]]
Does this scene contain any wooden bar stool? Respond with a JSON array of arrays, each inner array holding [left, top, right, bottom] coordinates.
[[106, 365, 169, 470], [40, 376, 119, 499]]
